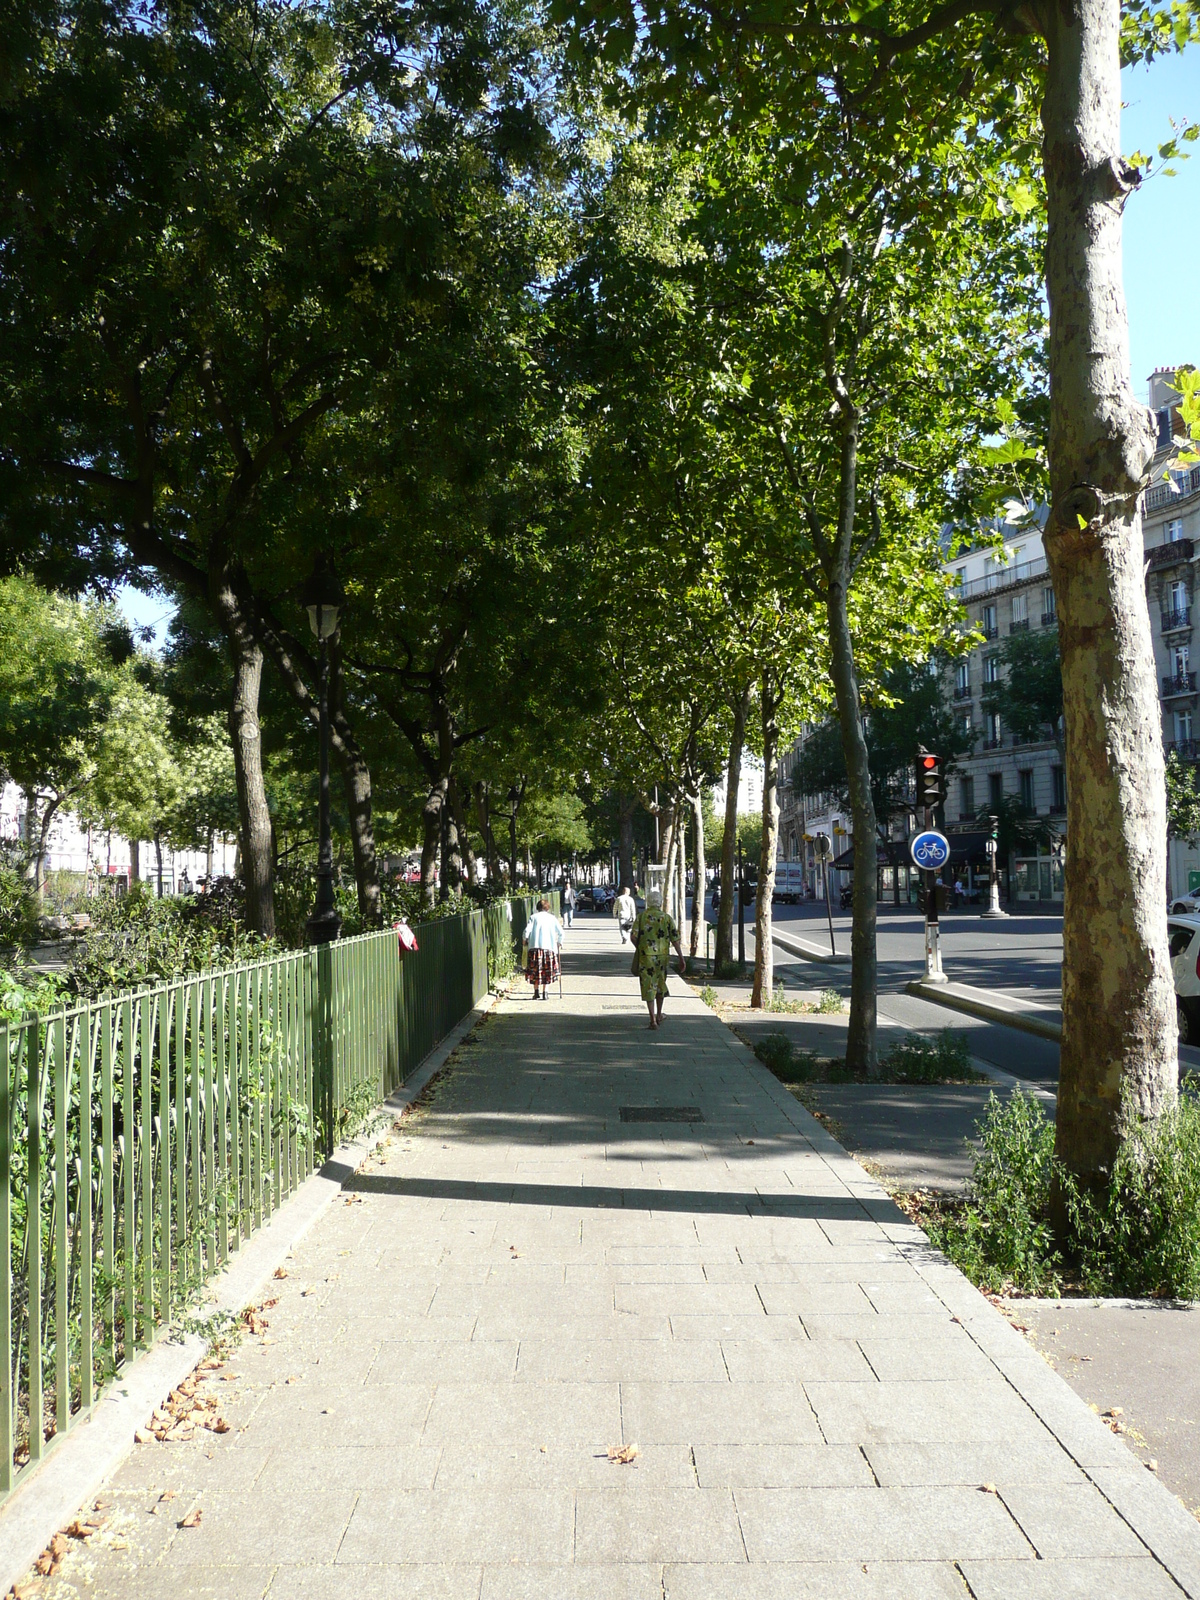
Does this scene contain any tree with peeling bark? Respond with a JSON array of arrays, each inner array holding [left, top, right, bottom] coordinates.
[[552, 0, 1200, 1211]]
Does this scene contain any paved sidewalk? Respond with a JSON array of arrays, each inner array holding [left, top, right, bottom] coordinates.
[[32, 921, 1200, 1599]]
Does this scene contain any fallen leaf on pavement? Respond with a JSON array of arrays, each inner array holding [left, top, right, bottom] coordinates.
[[979, 1483, 998, 1494], [178, 1509, 202, 1529], [1148, 1459, 1159, 1472], [134, 1428, 154, 1444], [273, 1268, 288, 1279], [607, 1443, 640, 1464]]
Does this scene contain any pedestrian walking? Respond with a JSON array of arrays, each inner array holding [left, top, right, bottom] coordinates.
[[563, 880, 577, 928], [630, 887, 685, 1031], [524, 898, 564, 1001], [613, 884, 637, 943]]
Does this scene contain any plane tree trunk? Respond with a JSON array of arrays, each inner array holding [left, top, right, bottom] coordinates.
[[1040, 0, 1175, 1195], [751, 673, 781, 1008]]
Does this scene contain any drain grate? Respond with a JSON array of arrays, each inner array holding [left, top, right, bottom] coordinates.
[[619, 1105, 704, 1123]]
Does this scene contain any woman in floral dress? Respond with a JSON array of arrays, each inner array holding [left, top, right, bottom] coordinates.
[[630, 887, 686, 1030]]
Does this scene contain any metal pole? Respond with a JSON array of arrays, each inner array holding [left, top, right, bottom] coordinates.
[[922, 803, 946, 982], [737, 837, 745, 968], [307, 631, 340, 946], [824, 862, 836, 956]]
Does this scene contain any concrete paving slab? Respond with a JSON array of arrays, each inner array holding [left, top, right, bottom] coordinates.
[[958, 1558, 1187, 1599], [21, 921, 1200, 1600], [662, 1561, 972, 1599]]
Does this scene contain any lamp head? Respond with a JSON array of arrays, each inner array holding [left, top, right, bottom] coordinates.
[[300, 557, 345, 640]]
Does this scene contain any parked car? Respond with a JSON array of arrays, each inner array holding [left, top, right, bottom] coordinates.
[[1171, 892, 1200, 915], [1168, 914, 1200, 1044], [586, 885, 613, 912]]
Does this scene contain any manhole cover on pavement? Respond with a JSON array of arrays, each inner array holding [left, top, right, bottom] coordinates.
[[619, 1106, 704, 1123]]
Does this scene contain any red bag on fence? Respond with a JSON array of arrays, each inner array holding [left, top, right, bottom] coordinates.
[[394, 919, 419, 953]]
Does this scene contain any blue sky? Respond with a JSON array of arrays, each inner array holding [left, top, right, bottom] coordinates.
[[1123, 49, 1199, 396], [117, 49, 1199, 648]]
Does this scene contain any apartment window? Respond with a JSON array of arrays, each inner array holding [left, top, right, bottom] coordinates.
[[984, 654, 1000, 685], [1175, 709, 1193, 746], [988, 772, 1003, 810], [1167, 518, 1186, 543], [1011, 592, 1028, 625], [955, 660, 969, 691], [1018, 769, 1035, 811], [1052, 766, 1067, 812], [960, 776, 975, 819], [1042, 586, 1056, 624], [961, 713, 974, 742], [1175, 642, 1190, 678], [982, 603, 997, 638], [985, 711, 1001, 747], [956, 567, 966, 588]]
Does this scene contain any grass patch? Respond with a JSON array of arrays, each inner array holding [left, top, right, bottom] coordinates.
[[699, 985, 719, 1008]]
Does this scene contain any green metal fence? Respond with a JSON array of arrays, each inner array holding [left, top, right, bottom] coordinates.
[[0, 890, 557, 1502]]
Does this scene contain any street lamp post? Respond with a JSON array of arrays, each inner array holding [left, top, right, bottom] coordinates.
[[982, 821, 1008, 919], [737, 836, 745, 968], [302, 560, 344, 946]]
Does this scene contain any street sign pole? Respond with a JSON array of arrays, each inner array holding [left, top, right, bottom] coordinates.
[[921, 804, 946, 984], [913, 751, 949, 984]]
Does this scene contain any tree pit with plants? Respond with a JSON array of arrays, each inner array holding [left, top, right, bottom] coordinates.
[[749, 1028, 986, 1087], [894, 1085, 1200, 1302]]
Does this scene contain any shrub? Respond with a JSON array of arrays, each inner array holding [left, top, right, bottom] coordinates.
[[926, 1091, 1062, 1295], [1069, 1098, 1200, 1299], [67, 882, 272, 999], [765, 980, 805, 1014], [752, 1031, 820, 1084], [883, 1030, 975, 1083], [700, 985, 718, 1008], [0, 865, 40, 952], [816, 988, 842, 1013]]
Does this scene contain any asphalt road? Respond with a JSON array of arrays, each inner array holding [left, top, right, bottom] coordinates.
[[710, 898, 1067, 1089]]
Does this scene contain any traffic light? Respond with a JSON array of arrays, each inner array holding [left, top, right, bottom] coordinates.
[[915, 751, 945, 810]]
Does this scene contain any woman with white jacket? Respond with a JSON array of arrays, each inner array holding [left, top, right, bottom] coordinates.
[[524, 898, 565, 1000]]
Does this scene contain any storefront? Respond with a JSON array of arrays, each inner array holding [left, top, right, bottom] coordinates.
[[1012, 850, 1064, 904]]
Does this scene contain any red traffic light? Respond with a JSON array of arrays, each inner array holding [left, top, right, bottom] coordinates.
[[921, 756, 937, 769]]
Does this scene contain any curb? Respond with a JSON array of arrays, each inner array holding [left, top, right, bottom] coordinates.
[[906, 978, 1063, 1041], [0, 987, 503, 1600], [772, 927, 852, 966]]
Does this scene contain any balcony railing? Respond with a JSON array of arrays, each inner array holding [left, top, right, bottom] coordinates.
[[1009, 618, 1029, 634], [1162, 672, 1198, 697], [1161, 608, 1191, 632], [1168, 739, 1199, 761], [953, 685, 972, 701], [956, 554, 1048, 600], [982, 736, 1003, 750], [1147, 538, 1194, 568], [1145, 466, 1200, 513], [982, 624, 999, 641], [1041, 611, 1057, 627]]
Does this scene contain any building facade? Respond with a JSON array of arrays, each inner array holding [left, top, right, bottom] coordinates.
[[779, 365, 1199, 905]]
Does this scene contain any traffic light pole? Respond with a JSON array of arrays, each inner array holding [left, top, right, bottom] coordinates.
[[922, 802, 947, 984], [915, 749, 948, 985]]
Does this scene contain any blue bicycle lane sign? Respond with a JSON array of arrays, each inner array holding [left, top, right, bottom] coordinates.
[[910, 830, 951, 871]]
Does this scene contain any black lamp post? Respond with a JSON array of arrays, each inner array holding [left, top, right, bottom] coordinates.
[[302, 558, 344, 946]]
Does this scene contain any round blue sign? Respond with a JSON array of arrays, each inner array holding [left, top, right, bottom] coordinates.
[[910, 830, 951, 871]]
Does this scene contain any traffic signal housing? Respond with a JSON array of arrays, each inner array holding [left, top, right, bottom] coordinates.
[[916, 751, 945, 810]]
